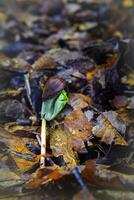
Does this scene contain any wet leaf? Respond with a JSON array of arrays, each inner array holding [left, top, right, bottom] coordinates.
[[0, 100, 28, 123], [86, 54, 118, 79], [122, 70, 134, 86], [81, 160, 134, 190], [64, 110, 93, 151], [0, 88, 23, 99], [25, 167, 69, 189], [69, 93, 93, 110], [32, 55, 56, 70], [0, 161, 24, 189], [0, 127, 39, 173], [92, 114, 127, 145], [50, 125, 78, 168], [112, 95, 128, 109]]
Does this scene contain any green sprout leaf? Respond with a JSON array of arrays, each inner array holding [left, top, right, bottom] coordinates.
[[41, 90, 68, 121]]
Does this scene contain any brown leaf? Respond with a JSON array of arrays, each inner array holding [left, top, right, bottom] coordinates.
[[0, 100, 28, 123], [64, 110, 93, 151], [32, 55, 56, 70], [0, 127, 39, 173], [73, 189, 96, 200], [112, 95, 128, 109], [0, 161, 24, 188], [50, 125, 78, 168], [25, 167, 69, 189], [69, 93, 93, 110], [92, 114, 127, 145], [0, 88, 23, 99], [81, 160, 125, 190], [86, 54, 118, 79]]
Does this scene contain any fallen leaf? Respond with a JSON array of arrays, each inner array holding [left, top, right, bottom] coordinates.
[[0, 100, 28, 123], [0, 161, 24, 189], [86, 54, 118, 79], [92, 114, 127, 145], [69, 93, 92, 110], [121, 70, 134, 86], [64, 110, 93, 151], [50, 125, 78, 168], [112, 95, 128, 109], [0, 88, 23, 99], [102, 111, 126, 134], [0, 127, 39, 173], [32, 55, 56, 70], [81, 160, 132, 190], [25, 167, 69, 189], [73, 189, 96, 200]]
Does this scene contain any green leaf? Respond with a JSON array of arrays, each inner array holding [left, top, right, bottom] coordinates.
[[41, 90, 68, 121]]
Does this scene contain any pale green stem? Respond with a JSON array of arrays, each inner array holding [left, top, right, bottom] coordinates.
[[40, 118, 46, 167]]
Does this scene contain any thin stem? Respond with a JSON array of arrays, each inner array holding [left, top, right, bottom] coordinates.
[[40, 118, 46, 167]]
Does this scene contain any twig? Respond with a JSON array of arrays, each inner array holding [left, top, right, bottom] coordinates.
[[71, 167, 87, 191], [24, 73, 33, 109]]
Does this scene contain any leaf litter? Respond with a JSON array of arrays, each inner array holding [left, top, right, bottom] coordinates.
[[0, 0, 134, 199]]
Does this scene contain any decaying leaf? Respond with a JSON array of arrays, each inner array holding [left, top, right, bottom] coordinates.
[[86, 54, 118, 79], [73, 189, 96, 200], [0, 0, 134, 199], [0, 127, 39, 173], [121, 70, 134, 86], [64, 110, 92, 141], [50, 125, 78, 168], [102, 111, 126, 134], [92, 113, 127, 145], [96, 190, 134, 200], [0, 161, 24, 189], [25, 167, 69, 189], [112, 95, 128, 109], [64, 110, 93, 151], [81, 160, 134, 190], [32, 55, 56, 70], [0, 100, 28, 123], [68, 93, 92, 110], [0, 88, 23, 99], [4, 122, 40, 136]]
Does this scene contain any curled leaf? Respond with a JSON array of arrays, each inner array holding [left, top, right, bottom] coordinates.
[[41, 90, 68, 121]]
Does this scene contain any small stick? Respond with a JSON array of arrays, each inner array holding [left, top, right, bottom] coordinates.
[[24, 73, 33, 109], [71, 167, 87, 191], [40, 118, 46, 167]]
